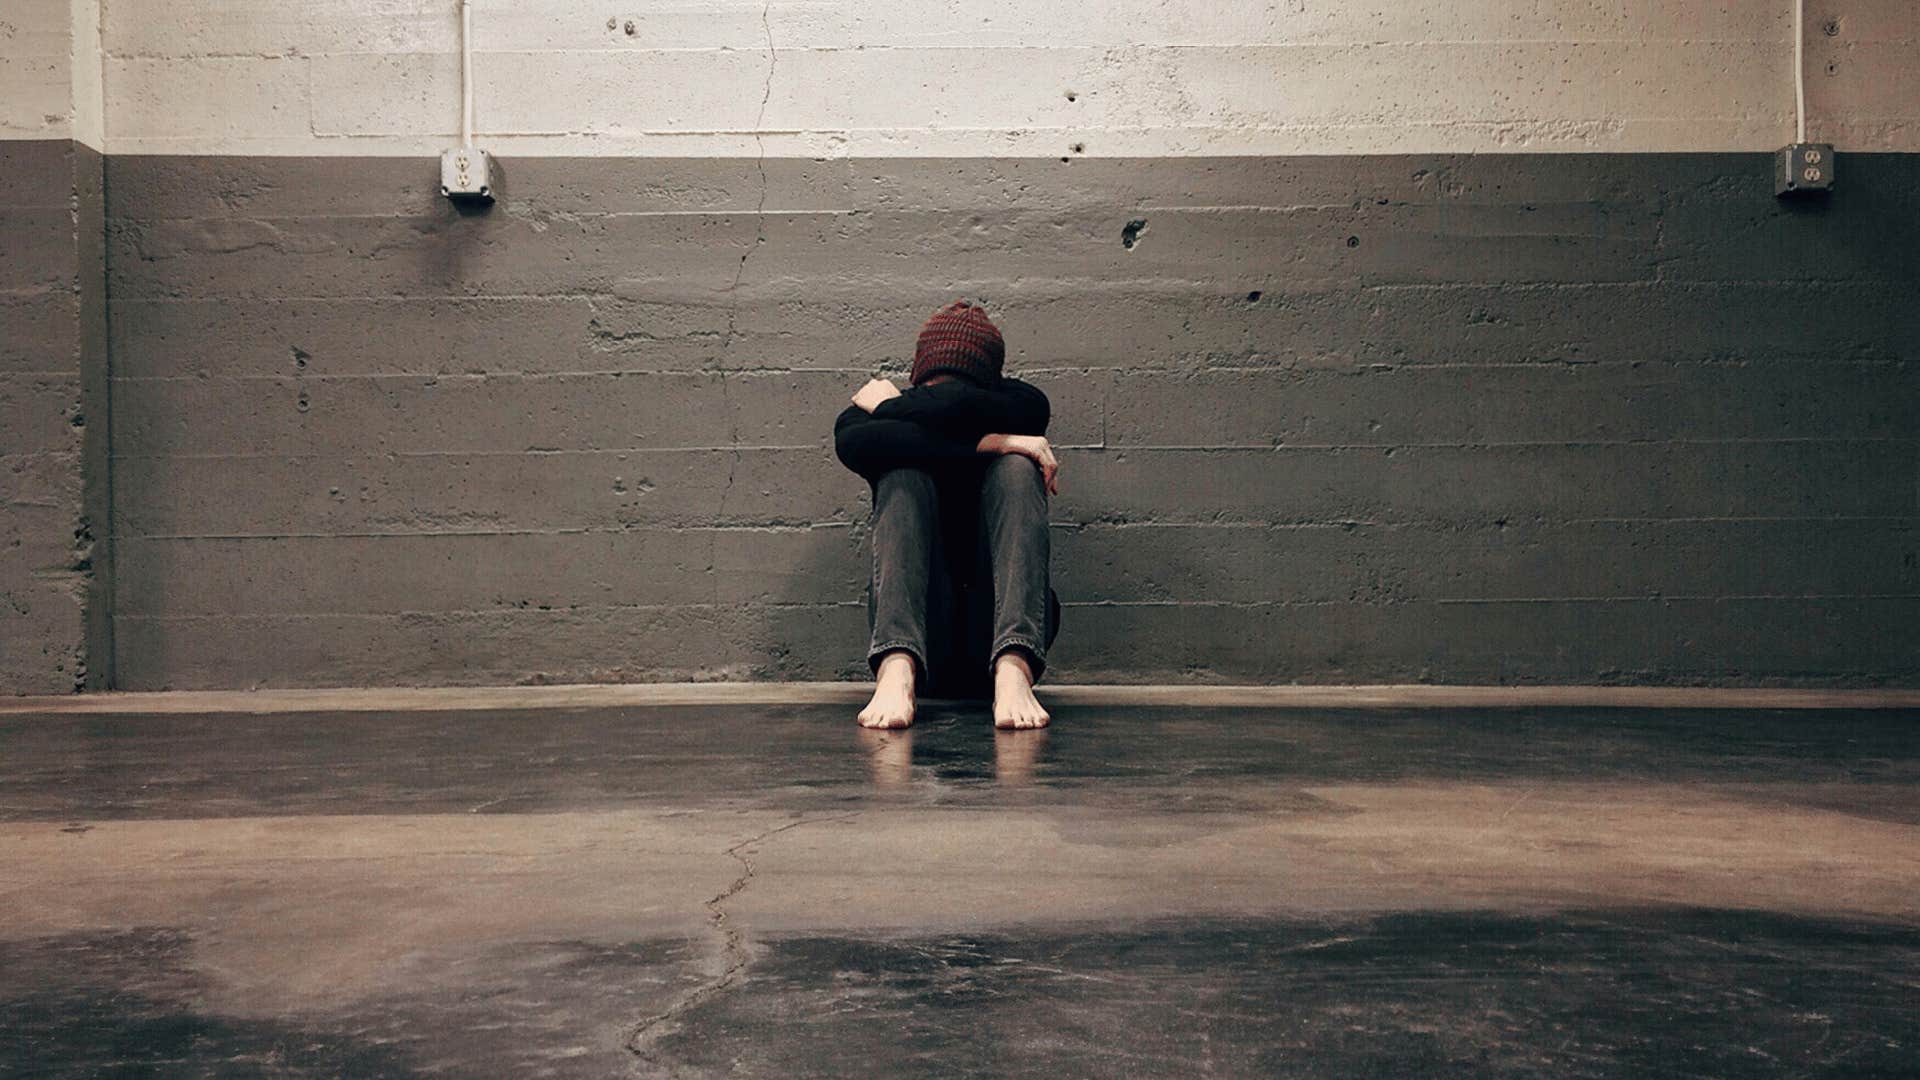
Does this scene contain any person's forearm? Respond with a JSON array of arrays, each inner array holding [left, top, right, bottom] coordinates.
[[835, 407, 992, 481], [872, 378, 1049, 437]]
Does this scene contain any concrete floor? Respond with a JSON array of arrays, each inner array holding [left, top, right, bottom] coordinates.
[[2, 695, 1917, 1077]]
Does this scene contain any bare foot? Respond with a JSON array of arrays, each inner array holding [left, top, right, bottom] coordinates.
[[991, 651, 1050, 730], [857, 651, 917, 729]]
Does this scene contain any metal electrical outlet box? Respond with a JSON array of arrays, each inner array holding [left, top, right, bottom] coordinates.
[[441, 148, 494, 203], [1776, 143, 1834, 196]]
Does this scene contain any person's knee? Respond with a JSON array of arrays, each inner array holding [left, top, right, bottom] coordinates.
[[878, 466, 936, 492], [983, 453, 1043, 493], [876, 467, 938, 507], [983, 455, 1047, 521]]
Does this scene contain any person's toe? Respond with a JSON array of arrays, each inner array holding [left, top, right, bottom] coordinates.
[[995, 701, 1043, 729]]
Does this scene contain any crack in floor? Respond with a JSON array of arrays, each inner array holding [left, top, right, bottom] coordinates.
[[624, 812, 858, 1072]]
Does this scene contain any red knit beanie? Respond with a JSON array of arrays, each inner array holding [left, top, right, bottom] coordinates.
[[911, 300, 1005, 387]]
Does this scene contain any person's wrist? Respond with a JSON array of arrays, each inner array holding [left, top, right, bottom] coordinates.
[[977, 433, 1008, 453]]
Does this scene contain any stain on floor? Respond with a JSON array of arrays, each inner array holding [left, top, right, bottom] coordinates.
[[660, 911, 1920, 1078]]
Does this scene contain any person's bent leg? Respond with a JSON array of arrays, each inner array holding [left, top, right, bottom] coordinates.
[[979, 454, 1053, 729], [861, 468, 939, 728]]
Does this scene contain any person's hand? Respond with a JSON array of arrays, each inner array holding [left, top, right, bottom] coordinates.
[[852, 378, 902, 413], [979, 434, 1059, 496]]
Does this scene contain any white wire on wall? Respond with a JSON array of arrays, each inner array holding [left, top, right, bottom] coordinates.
[[1793, 0, 1807, 142], [456, 0, 472, 147]]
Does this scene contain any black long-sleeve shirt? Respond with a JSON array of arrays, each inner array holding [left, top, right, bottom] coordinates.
[[833, 376, 1051, 484], [835, 377, 1057, 675]]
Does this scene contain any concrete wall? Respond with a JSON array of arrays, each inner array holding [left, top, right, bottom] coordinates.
[[97, 0, 1920, 155], [104, 152, 1920, 688], [7, 0, 1920, 691], [2, 0, 111, 693]]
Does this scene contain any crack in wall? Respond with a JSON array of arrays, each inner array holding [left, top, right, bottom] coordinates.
[[707, 0, 778, 562], [711, 378, 736, 593], [624, 812, 857, 1071], [714, 0, 778, 356]]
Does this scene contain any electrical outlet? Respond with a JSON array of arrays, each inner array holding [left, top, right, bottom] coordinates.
[[441, 148, 494, 204], [1776, 143, 1834, 197]]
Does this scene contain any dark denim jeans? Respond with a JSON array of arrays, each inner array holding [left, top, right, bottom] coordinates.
[[867, 455, 1061, 700]]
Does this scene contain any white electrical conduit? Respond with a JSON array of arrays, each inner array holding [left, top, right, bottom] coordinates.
[[456, 0, 472, 147], [1793, 0, 1807, 142]]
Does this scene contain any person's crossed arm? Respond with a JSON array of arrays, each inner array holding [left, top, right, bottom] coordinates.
[[834, 375, 1059, 494]]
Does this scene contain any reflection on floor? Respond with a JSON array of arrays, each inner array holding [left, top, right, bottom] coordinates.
[[3, 702, 1916, 1077]]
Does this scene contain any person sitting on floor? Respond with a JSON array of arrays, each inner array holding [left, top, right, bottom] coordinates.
[[833, 300, 1062, 731]]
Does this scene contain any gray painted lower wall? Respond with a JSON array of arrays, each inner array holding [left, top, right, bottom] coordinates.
[[16, 150, 1920, 690], [1, 140, 111, 694]]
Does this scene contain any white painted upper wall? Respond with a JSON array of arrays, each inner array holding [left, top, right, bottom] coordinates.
[[0, 0, 102, 145], [70, 0, 1920, 154], [0, 0, 76, 139], [68, 0, 103, 147]]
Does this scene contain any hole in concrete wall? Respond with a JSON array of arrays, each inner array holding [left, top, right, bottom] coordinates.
[[1346, 235, 1360, 248], [1071, 143, 1085, 154], [1121, 219, 1148, 250], [1246, 291, 1262, 302], [1065, 90, 1078, 102]]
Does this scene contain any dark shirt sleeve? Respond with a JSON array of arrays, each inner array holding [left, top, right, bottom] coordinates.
[[869, 377, 1050, 438], [834, 405, 987, 484], [833, 377, 1052, 484]]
